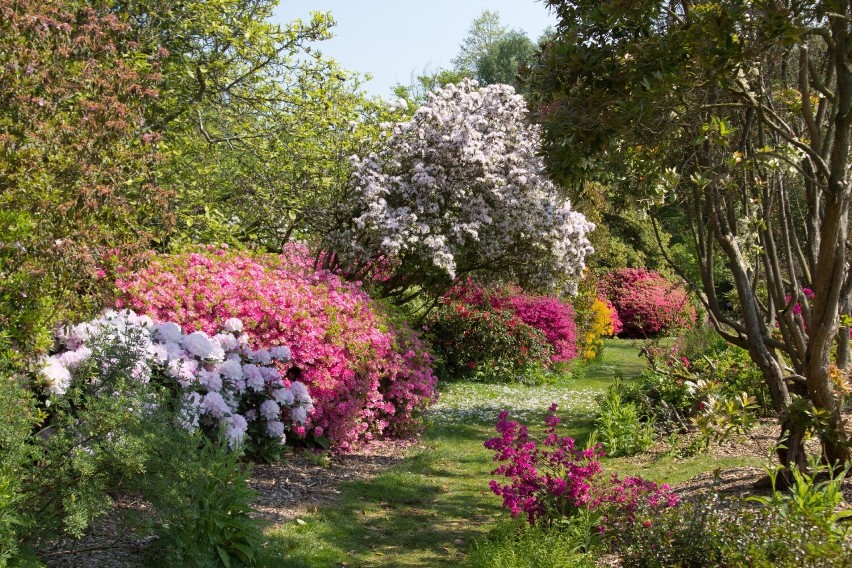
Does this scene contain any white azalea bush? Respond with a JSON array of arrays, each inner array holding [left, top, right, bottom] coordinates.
[[40, 309, 313, 460], [324, 79, 594, 298]]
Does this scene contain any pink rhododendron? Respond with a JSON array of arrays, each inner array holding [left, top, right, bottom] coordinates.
[[598, 268, 696, 337], [117, 244, 437, 451]]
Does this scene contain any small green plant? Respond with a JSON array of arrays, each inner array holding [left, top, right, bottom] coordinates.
[[748, 457, 852, 539], [592, 383, 655, 457], [152, 436, 263, 568], [688, 391, 758, 454], [464, 518, 599, 568]]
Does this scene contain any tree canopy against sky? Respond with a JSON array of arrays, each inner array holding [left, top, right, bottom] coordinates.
[[399, 10, 539, 101], [529, 0, 852, 470]]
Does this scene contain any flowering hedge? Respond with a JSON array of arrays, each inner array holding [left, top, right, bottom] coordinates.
[[598, 269, 695, 338], [117, 245, 437, 451], [485, 405, 679, 528]]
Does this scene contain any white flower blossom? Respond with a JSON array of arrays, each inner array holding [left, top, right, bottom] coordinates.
[[328, 79, 594, 293], [183, 331, 214, 359], [155, 322, 183, 343], [223, 318, 243, 333], [41, 356, 72, 395]]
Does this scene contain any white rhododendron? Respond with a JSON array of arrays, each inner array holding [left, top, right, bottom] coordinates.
[[38, 309, 313, 450], [328, 79, 594, 294]]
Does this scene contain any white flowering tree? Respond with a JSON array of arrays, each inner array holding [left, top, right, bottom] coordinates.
[[322, 80, 594, 303]]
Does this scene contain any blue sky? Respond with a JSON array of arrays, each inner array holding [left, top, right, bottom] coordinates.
[[272, 1, 556, 98]]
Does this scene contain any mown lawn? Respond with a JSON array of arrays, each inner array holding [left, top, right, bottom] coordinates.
[[260, 339, 650, 567]]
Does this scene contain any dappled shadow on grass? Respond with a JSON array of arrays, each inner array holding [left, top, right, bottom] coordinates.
[[262, 421, 505, 567], [260, 340, 649, 567], [262, 418, 603, 567]]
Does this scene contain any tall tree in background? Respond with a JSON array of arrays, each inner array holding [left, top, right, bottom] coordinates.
[[452, 10, 509, 74], [530, 0, 852, 471], [398, 10, 537, 99], [118, 0, 387, 250]]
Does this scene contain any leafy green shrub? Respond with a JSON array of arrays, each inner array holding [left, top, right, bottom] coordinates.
[[592, 386, 654, 457], [1, 0, 172, 365], [150, 436, 262, 567], [710, 346, 771, 413], [626, 368, 694, 424], [616, 464, 852, 568], [749, 459, 851, 539], [617, 495, 852, 567], [676, 326, 771, 413]]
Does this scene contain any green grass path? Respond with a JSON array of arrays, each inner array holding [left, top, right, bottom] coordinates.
[[261, 340, 650, 567]]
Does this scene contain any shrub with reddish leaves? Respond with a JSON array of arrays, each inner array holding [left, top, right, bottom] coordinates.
[[117, 245, 437, 451], [485, 404, 680, 528], [599, 269, 696, 337]]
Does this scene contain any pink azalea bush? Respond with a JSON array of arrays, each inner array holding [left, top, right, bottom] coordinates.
[[485, 404, 679, 528], [117, 245, 437, 451], [598, 269, 696, 337], [447, 281, 579, 363], [603, 297, 624, 336]]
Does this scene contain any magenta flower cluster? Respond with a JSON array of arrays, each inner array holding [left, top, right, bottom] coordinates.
[[484, 404, 679, 527], [448, 281, 579, 363], [117, 245, 437, 451], [598, 268, 696, 337]]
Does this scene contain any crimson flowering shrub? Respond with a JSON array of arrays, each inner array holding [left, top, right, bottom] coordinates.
[[485, 404, 679, 528], [446, 281, 580, 363], [424, 301, 553, 382], [598, 269, 696, 337], [117, 245, 437, 451]]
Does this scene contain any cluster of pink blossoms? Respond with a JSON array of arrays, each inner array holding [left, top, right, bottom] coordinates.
[[117, 244, 437, 451], [447, 281, 580, 363], [485, 404, 679, 527], [598, 268, 696, 338]]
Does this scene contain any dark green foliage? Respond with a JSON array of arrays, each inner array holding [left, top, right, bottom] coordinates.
[[0, 376, 41, 565], [616, 367, 694, 430]]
